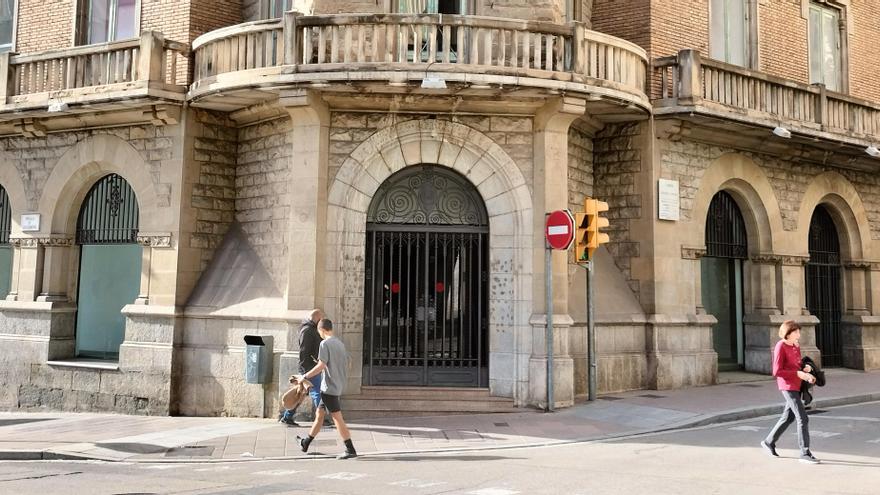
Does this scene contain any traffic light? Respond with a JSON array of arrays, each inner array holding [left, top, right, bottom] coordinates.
[[574, 198, 610, 263], [586, 198, 610, 260], [574, 211, 590, 263]]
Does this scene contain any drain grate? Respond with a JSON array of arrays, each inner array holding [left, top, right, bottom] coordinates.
[[599, 396, 623, 401], [737, 383, 763, 388], [164, 445, 215, 457], [493, 422, 509, 427], [638, 394, 666, 399]]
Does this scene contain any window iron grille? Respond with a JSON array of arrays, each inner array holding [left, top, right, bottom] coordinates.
[[705, 190, 748, 259], [806, 205, 842, 367], [76, 174, 139, 245]]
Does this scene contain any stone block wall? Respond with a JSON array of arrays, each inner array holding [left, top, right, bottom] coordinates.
[[186, 110, 237, 286], [236, 117, 292, 293], [593, 122, 643, 299], [661, 139, 880, 240], [567, 124, 594, 212]]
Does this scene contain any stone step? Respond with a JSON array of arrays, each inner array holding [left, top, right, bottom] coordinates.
[[341, 387, 518, 420]]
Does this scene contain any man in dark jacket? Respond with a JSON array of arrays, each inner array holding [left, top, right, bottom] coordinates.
[[280, 309, 323, 426]]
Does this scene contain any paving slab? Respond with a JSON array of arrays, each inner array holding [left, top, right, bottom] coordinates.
[[0, 369, 876, 462]]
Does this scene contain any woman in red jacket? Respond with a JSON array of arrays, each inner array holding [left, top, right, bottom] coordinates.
[[761, 320, 820, 464]]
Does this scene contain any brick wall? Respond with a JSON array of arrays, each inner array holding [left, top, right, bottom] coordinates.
[[591, 0, 651, 53], [593, 122, 642, 297], [15, 0, 73, 53], [236, 117, 292, 291]]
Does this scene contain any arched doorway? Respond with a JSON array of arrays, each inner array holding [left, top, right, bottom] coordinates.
[[702, 191, 747, 370], [363, 165, 489, 387], [0, 185, 11, 299], [806, 205, 842, 367], [74, 173, 141, 360]]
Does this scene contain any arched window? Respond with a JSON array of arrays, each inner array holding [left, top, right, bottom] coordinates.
[[702, 191, 748, 370], [806, 205, 842, 367], [363, 165, 489, 387], [74, 174, 141, 360]]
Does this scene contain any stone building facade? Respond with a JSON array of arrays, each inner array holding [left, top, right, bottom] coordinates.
[[0, 0, 877, 417]]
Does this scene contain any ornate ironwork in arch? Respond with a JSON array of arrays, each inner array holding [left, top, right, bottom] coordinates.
[[367, 165, 489, 228], [0, 186, 10, 245], [808, 205, 841, 265], [76, 174, 139, 245], [705, 190, 747, 259]]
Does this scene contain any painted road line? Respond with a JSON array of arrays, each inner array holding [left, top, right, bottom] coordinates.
[[812, 415, 880, 422], [388, 479, 448, 488], [728, 426, 762, 431], [467, 489, 520, 495], [809, 430, 842, 439], [318, 472, 368, 481], [253, 470, 307, 476]]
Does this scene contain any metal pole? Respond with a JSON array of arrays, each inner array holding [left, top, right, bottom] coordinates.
[[587, 260, 597, 401], [545, 240, 554, 412]]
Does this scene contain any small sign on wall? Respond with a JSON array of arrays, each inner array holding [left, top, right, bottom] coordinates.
[[21, 213, 40, 232], [658, 179, 680, 221]]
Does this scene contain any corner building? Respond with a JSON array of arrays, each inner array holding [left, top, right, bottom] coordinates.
[[0, 0, 876, 417]]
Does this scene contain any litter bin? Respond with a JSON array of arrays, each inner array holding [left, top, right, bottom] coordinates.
[[244, 335, 273, 384]]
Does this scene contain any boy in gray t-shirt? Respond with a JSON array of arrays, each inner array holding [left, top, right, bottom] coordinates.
[[296, 319, 357, 459]]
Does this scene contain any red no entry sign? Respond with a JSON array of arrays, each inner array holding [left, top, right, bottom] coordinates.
[[545, 209, 575, 250]]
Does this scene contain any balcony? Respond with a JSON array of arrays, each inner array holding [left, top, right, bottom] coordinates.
[[654, 50, 880, 167], [0, 31, 188, 136], [189, 13, 650, 119]]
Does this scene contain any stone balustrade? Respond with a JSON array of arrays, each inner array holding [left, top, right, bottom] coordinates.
[[0, 31, 188, 113], [654, 49, 880, 143], [190, 13, 649, 106]]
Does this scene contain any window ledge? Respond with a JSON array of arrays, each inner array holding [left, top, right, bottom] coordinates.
[[47, 359, 119, 371]]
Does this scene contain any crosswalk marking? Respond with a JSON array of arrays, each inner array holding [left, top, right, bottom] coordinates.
[[813, 415, 880, 423], [809, 430, 842, 439], [142, 465, 184, 470], [867, 438, 880, 444], [318, 472, 368, 481], [467, 489, 520, 495], [728, 426, 762, 432], [254, 469, 306, 476], [194, 466, 231, 472], [388, 479, 448, 488]]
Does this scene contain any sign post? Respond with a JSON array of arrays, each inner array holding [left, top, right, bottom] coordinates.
[[544, 210, 574, 412]]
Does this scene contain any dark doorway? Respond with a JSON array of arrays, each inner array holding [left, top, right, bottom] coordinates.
[[363, 165, 489, 387], [806, 205, 843, 367], [702, 191, 747, 370]]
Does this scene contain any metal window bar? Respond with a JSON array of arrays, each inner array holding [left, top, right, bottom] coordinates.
[[705, 190, 748, 259], [76, 173, 139, 245], [806, 206, 842, 367], [0, 186, 10, 245]]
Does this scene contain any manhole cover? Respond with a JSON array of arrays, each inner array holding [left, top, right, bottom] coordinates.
[[165, 445, 215, 457]]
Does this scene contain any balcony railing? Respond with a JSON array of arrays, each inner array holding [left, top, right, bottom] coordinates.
[[191, 13, 648, 102], [654, 50, 880, 141], [0, 31, 189, 109]]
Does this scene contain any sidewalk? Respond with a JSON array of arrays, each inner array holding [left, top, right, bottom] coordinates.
[[1, 369, 877, 463]]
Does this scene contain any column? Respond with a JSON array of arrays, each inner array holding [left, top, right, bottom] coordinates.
[[743, 254, 783, 373], [37, 236, 72, 302], [841, 261, 880, 370], [528, 97, 585, 408]]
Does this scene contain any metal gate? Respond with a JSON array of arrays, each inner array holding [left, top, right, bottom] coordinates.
[[806, 205, 842, 367], [75, 174, 141, 360], [703, 191, 747, 370], [363, 165, 489, 387], [0, 186, 11, 299]]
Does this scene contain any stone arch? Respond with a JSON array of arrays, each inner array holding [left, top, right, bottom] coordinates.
[[38, 134, 159, 235], [0, 152, 27, 234], [326, 118, 533, 401], [691, 153, 782, 255], [795, 171, 870, 261]]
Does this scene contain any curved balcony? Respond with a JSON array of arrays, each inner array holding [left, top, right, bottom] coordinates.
[[189, 13, 649, 118]]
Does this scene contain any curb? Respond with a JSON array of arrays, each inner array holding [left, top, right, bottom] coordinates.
[[2, 393, 877, 463]]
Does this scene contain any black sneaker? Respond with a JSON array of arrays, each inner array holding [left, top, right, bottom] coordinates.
[[336, 450, 357, 460], [280, 416, 299, 427], [799, 452, 820, 464], [296, 435, 312, 453], [760, 441, 779, 458]]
